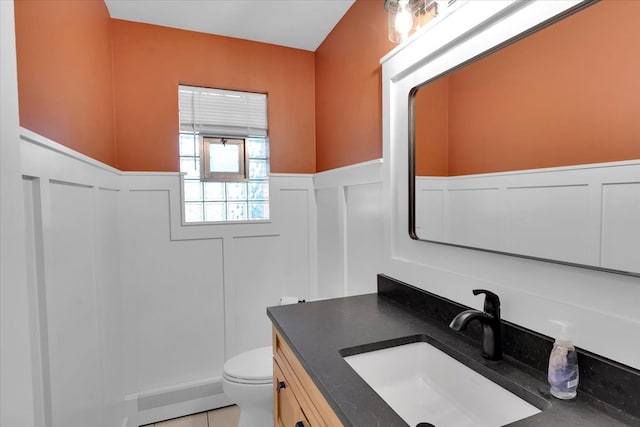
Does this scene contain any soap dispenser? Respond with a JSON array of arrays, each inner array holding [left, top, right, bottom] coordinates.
[[547, 321, 579, 399]]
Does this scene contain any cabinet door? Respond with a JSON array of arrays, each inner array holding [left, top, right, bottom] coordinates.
[[274, 361, 312, 427]]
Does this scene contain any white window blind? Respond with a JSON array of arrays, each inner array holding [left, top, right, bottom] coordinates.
[[179, 85, 268, 137]]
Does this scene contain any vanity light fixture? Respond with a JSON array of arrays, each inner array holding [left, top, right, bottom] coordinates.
[[384, 0, 437, 43]]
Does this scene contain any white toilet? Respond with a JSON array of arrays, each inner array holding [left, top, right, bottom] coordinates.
[[222, 346, 273, 427]]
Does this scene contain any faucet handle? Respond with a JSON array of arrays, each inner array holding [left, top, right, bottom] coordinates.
[[472, 289, 500, 317]]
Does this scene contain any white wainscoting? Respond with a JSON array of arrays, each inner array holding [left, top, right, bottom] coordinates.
[[416, 161, 640, 272], [315, 160, 385, 297], [17, 129, 316, 426], [120, 170, 315, 425], [601, 182, 640, 273], [1, 3, 38, 427], [21, 130, 125, 427]]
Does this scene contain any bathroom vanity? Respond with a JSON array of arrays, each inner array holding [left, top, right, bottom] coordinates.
[[273, 327, 343, 427], [267, 276, 640, 427]]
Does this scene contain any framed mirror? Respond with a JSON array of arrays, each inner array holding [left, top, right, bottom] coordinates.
[[409, 0, 640, 276]]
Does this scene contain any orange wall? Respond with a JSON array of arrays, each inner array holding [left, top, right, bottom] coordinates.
[[315, 0, 395, 172], [445, 0, 640, 176], [111, 20, 316, 173], [415, 77, 449, 176], [14, 0, 396, 173], [14, 0, 116, 166], [19, 1, 633, 176]]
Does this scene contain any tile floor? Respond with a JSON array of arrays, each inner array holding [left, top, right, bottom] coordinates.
[[143, 405, 240, 427]]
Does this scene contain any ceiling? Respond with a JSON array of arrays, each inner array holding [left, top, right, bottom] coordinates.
[[104, 0, 356, 51]]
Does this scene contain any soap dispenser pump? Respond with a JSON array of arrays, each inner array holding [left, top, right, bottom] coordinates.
[[547, 320, 579, 399]]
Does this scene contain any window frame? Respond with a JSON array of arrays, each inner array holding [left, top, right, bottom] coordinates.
[[200, 136, 249, 182]]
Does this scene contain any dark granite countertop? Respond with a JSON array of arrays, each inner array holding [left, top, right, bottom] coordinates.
[[267, 289, 640, 427]]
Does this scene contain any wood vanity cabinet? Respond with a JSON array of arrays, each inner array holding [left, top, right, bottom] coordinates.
[[272, 327, 344, 427]]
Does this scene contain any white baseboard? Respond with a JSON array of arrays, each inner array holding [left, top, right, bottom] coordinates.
[[137, 393, 232, 426], [127, 377, 233, 426], [124, 394, 139, 427]]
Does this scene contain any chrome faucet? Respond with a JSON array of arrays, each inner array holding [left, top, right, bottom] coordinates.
[[449, 289, 502, 361]]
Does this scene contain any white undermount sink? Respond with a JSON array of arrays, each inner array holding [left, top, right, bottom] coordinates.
[[344, 341, 541, 427]]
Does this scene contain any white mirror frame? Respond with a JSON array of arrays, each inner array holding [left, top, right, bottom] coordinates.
[[381, 0, 640, 277]]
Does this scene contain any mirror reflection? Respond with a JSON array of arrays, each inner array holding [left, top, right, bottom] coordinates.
[[411, 1, 640, 275]]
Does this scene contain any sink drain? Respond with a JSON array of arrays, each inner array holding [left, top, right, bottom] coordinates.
[[416, 423, 436, 427]]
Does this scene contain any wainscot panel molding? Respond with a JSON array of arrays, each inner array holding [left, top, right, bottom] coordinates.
[[15, 129, 317, 426], [314, 159, 386, 298], [119, 173, 315, 424], [20, 129, 126, 427], [382, 0, 640, 371], [416, 160, 640, 271], [1, 3, 38, 426], [314, 158, 383, 189]]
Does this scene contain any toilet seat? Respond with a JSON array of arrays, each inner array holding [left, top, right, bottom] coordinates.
[[223, 346, 273, 385], [223, 374, 272, 385]]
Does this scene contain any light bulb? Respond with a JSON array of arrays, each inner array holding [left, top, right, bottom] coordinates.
[[394, 1, 413, 41]]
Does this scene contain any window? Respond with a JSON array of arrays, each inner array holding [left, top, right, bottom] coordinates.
[[179, 85, 269, 223], [202, 137, 248, 181]]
